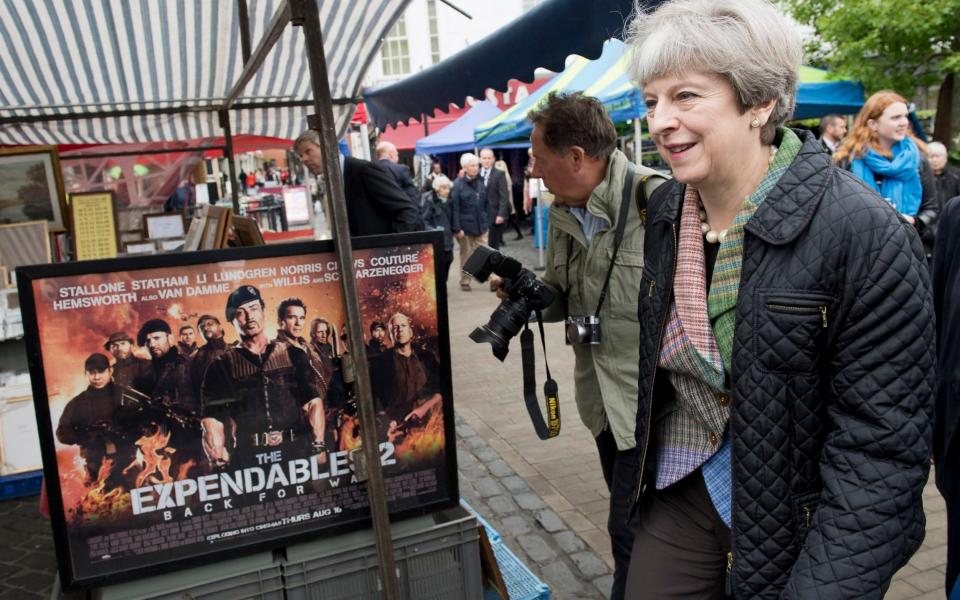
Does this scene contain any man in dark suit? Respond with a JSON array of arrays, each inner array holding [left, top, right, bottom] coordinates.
[[376, 141, 421, 207], [294, 131, 421, 237], [479, 148, 511, 250], [818, 113, 846, 155]]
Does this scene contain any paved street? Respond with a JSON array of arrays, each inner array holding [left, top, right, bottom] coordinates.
[[0, 230, 950, 599]]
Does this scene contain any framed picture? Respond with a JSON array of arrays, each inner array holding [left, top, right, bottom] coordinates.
[[200, 205, 232, 250], [282, 185, 312, 227], [231, 216, 265, 247], [0, 390, 44, 476], [123, 240, 156, 255], [0, 145, 68, 230], [157, 238, 185, 252], [17, 231, 455, 589], [142, 213, 186, 240], [70, 191, 119, 261], [182, 214, 205, 252], [0, 220, 52, 273]]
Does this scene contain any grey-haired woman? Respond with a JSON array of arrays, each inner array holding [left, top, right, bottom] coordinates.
[[624, 0, 935, 597]]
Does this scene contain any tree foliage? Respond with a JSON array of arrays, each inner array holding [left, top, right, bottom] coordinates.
[[779, 0, 960, 95]]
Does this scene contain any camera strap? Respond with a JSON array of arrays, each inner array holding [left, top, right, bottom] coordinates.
[[592, 165, 639, 317], [520, 309, 560, 439]]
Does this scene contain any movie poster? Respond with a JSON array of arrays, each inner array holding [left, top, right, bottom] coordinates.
[[18, 234, 457, 588]]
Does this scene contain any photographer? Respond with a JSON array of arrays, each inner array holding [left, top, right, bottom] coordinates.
[[528, 92, 666, 600]]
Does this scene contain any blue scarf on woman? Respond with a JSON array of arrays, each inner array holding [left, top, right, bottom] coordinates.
[[850, 137, 923, 215]]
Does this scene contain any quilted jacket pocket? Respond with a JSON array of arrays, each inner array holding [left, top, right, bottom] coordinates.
[[756, 291, 834, 373]]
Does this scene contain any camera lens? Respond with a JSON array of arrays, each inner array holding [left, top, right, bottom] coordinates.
[[468, 296, 530, 361], [566, 322, 587, 344]]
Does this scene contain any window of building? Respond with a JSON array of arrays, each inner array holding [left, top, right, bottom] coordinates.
[[381, 15, 410, 76], [427, 0, 440, 64]]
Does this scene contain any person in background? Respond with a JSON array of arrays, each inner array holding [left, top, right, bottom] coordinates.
[[422, 161, 443, 192], [818, 113, 847, 155], [294, 130, 421, 237], [421, 174, 455, 288], [933, 194, 960, 597], [450, 152, 489, 292], [524, 146, 544, 234], [834, 91, 938, 259], [164, 176, 194, 213], [376, 141, 421, 207], [495, 159, 524, 241], [626, 0, 935, 597], [479, 148, 511, 251], [930, 141, 960, 209]]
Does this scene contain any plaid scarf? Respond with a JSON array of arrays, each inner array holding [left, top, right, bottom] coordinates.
[[654, 128, 802, 491]]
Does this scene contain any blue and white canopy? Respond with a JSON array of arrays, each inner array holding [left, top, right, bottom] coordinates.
[[474, 39, 643, 147], [0, 0, 408, 145], [474, 40, 866, 147]]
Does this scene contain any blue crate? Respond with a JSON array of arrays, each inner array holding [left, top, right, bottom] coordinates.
[[488, 539, 550, 600], [0, 470, 42, 500]]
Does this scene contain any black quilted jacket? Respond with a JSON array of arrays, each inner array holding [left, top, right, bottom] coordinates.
[[634, 130, 936, 598]]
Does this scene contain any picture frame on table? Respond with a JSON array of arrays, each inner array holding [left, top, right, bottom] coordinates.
[[182, 214, 205, 252], [69, 191, 119, 261], [157, 238, 185, 252], [142, 213, 186, 240], [0, 220, 52, 275], [200, 205, 232, 250], [0, 145, 68, 231], [231, 215, 265, 246], [123, 240, 156, 255]]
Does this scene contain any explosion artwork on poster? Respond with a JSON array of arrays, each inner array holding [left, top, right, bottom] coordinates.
[[18, 234, 457, 588]]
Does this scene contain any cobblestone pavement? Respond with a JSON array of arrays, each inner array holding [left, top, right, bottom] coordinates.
[[0, 230, 950, 599]]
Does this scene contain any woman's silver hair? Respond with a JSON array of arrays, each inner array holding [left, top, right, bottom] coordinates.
[[460, 152, 479, 168], [432, 175, 453, 192], [627, 0, 803, 145]]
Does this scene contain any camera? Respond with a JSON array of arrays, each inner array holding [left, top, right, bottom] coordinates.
[[463, 246, 555, 361], [565, 315, 601, 345]]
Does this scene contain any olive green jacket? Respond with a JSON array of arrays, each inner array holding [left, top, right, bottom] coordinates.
[[541, 149, 667, 450]]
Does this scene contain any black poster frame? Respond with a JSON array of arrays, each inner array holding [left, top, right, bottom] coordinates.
[[17, 230, 457, 590]]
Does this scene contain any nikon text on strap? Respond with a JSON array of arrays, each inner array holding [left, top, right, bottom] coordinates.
[[520, 309, 560, 439]]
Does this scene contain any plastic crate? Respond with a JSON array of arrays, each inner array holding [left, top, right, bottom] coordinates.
[[0, 469, 42, 500], [490, 538, 550, 600], [96, 552, 284, 600], [283, 505, 482, 600], [461, 500, 501, 543]]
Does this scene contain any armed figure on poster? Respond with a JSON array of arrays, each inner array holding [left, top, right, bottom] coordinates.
[[56, 354, 141, 490], [190, 314, 231, 398], [369, 312, 442, 443], [104, 331, 150, 389], [200, 285, 328, 469], [127, 319, 204, 478], [177, 325, 199, 359]]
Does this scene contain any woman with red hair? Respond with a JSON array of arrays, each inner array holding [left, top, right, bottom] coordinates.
[[836, 91, 938, 256]]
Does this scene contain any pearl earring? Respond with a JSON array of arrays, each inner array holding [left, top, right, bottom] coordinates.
[[750, 116, 761, 128]]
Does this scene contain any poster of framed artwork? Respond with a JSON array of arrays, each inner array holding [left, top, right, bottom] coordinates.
[[18, 231, 455, 589], [0, 145, 68, 230], [70, 191, 119, 261], [142, 213, 186, 240]]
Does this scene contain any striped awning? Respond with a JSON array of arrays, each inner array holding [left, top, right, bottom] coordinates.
[[0, 0, 408, 145]]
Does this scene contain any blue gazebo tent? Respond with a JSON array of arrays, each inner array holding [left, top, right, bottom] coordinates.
[[415, 101, 502, 155], [475, 39, 642, 147], [475, 42, 866, 147]]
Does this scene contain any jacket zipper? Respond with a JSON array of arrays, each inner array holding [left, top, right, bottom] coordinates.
[[724, 551, 733, 597], [767, 303, 828, 328], [803, 505, 812, 528], [636, 222, 678, 503]]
